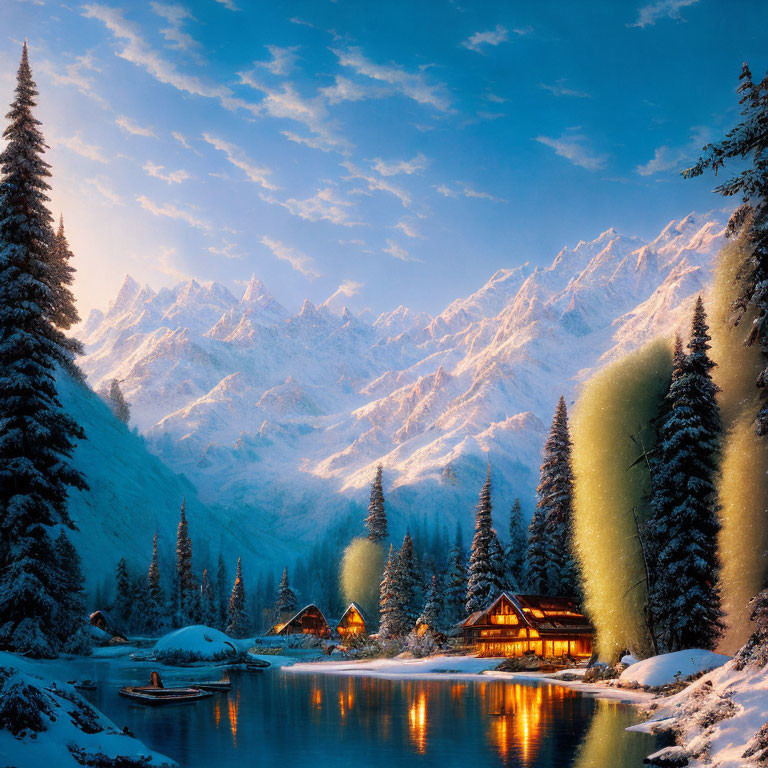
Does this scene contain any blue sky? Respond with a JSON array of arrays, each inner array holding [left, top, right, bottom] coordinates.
[[2, 0, 767, 319]]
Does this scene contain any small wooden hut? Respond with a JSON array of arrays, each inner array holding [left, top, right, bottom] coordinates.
[[336, 603, 367, 638], [89, 610, 128, 642], [275, 604, 331, 638], [463, 592, 593, 658]]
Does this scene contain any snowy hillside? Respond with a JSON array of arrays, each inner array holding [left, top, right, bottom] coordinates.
[[77, 212, 727, 547], [58, 373, 294, 590]]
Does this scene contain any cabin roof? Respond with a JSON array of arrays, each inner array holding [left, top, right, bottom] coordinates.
[[463, 592, 592, 632], [277, 603, 330, 634], [338, 602, 367, 624]]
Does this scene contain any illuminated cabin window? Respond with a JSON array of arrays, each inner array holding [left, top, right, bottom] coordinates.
[[542, 610, 583, 618], [490, 613, 518, 625], [528, 628, 540, 638]]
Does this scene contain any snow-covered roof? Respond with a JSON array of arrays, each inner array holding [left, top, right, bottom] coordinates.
[[337, 602, 367, 626], [463, 592, 592, 632], [276, 603, 330, 634]]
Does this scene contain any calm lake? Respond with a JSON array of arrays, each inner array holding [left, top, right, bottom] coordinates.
[[77, 660, 661, 768]]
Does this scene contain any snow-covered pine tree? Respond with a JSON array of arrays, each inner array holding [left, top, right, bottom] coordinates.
[[505, 499, 526, 590], [200, 569, 217, 628], [465, 464, 495, 614], [53, 532, 91, 654], [129, 575, 150, 635], [107, 379, 130, 425], [648, 301, 724, 652], [216, 552, 228, 630], [537, 396, 579, 596], [113, 558, 131, 631], [0, 43, 87, 658], [175, 499, 194, 626], [444, 528, 467, 625], [684, 63, 768, 433], [49, 215, 82, 374], [736, 586, 768, 669], [276, 567, 298, 615], [488, 530, 506, 597], [396, 533, 419, 625], [226, 557, 248, 637], [378, 544, 399, 638], [146, 533, 164, 634], [365, 464, 387, 542], [416, 574, 444, 633], [525, 507, 550, 594]]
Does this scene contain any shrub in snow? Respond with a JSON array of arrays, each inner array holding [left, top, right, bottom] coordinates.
[[405, 629, 438, 658], [0, 667, 52, 735], [743, 722, 768, 765]]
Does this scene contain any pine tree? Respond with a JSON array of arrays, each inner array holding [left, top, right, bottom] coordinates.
[[200, 569, 217, 627], [0, 43, 87, 658], [736, 586, 768, 669], [175, 499, 194, 626], [49, 215, 82, 374], [505, 499, 526, 590], [226, 557, 248, 637], [488, 530, 506, 597], [107, 379, 130, 425], [216, 552, 227, 630], [54, 532, 91, 654], [378, 544, 398, 638], [465, 464, 495, 614], [444, 528, 467, 624], [647, 301, 724, 652], [525, 507, 550, 594], [113, 558, 131, 631], [683, 63, 768, 433], [416, 574, 444, 633], [146, 532, 164, 634], [396, 532, 418, 625], [129, 575, 150, 635], [276, 567, 297, 615], [365, 464, 387, 542], [538, 397, 579, 596]]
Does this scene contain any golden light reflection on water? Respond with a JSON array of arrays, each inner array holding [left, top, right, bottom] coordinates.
[[227, 689, 240, 747], [213, 699, 221, 729], [408, 689, 428, 754]]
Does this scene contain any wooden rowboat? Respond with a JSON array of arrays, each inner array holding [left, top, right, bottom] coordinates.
[[193, 680, 231, 692], [244, 658, 271, 671], [119, 685, 213, 705]]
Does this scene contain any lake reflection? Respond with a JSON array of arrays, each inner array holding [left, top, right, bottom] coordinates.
[[82, 667, 657, 768]]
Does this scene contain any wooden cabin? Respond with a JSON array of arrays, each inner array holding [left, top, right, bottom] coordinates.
[[463, 592, 593, 659], [275, 604, 331, 638], [336, 603, 367, 638], [89, 610, 128, 642]]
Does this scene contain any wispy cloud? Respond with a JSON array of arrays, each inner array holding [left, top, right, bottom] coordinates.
[[237, 72, 349, 153], [85, 177, 123, 205], [202, 133, 277, 189], [372, 154, 428, 176], [256, 45, 299, 76], [83, 4, 257, 114], [629, 0, 699, 28], [116, 115, 156, 136], [207, 241, 243, 259], [435, 182, 506, 202], [143, 162, 191, 184], [150, 2, 199, 52], [343, 162, 412, 208], [395, 219, 425, 239], [264, 187, 362, 226], [38, 53, 105, 105], [143, 246, 193, 282], [137, 194, 211, 231], [535, 133, 607, 171], [462, 25, 510, 53], [260, 236, 320, 278], [325, 279, 363, 305], [215, 0, 238, 10], [172, 131, 198, 153], [333, 47, 451, 111], [635, 127, 710, 176], [539, 80, 591, 98], [320, 75, 375, 105], [383, 239, 418, 263], [55, 134, 109, 163]]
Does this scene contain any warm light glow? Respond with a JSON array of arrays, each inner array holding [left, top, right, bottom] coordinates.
[[311, 687, 322, 709], [490, 613, 518, 625], [213, 699, 221, 728], [227, 690, 240, 747], [408, 690, 427, 754]]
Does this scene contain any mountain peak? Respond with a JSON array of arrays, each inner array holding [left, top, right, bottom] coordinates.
[[107, 274, 141, 317], [242, 274, 272, 304]]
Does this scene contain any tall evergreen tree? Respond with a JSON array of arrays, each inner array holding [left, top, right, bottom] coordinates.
[[49, 215, 81, 374], [216, 552, 228, 630], [684, 63, 768, 434], [200, 568, 217, 627], [226, 557, 248, 637], [416, 574, 444, 633], [647, 301, 724, 652], [488, 530, 506, 597], [365, 464, 387, 542], [525, 507, 550, 594], [505, 499, 526, 590], [444, 527, 467, 624], [378, 544, 401, 638], [538, 397, 579, 596], [54, 531, 90, 654], [465, 464, 495, 614], [0, 43, 86, 658], [107, 379, 130, 425], [175, 499, 195, 626], [146, 532, 164, 634], [113, 558, 131, 630], [276, 566, 297, 615], [396, 532, 419, 624]]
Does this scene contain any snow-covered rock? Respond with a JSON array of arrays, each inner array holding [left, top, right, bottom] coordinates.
[[619, 649, 730, 687], [77, 212, 729, 554], [153, 625, 241, 661], [621, 653, 640, 667]]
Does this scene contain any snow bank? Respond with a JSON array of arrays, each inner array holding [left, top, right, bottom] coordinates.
[[618, 649, 730, 687], [285, 654, 498, 679], [153, 625, 240, 661], [0, 652, 173, 768]]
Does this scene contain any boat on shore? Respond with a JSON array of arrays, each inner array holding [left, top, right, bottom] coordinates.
[[119, 686, 213, 705]]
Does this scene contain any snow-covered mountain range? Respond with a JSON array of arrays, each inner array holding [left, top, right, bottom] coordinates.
[[78, 212, 727, 552]]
